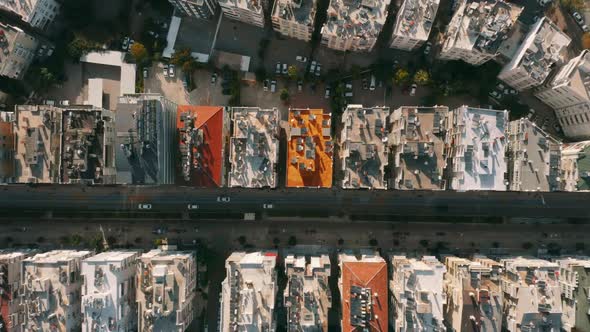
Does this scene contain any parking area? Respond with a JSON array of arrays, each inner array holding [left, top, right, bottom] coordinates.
[[191, 69, 231, 106], [144, 62, 190, 105]]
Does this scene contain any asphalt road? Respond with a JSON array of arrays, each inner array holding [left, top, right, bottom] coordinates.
[[0, 185, 589, 220]]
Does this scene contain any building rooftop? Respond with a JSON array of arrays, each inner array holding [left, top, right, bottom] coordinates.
[[390, 256, 446, 331], [176, 105, 225, 187], [501, 17, 571, 86], [81, 251, 140, 332], [322, 0, 390, 41], [392, 0, 439, 42], [561, 140, 590, 191], [549, 50, 590, 97], [272, 0, 316, 27], [0, 22, 37, 79], [390, 106, 449, 190], [442, 0, 523, 56], [61, 107, 116, 184], [287, 108, 333, 188], [340, 105, 389, 189], [339, 251, 388, 332], [218, 0, 263, 13], [284, 254, 332, 332], [221, 251, 278, 332], [448, 106, 508, 191], [229, 107, 279, 188], [508, 118, 561, 191]]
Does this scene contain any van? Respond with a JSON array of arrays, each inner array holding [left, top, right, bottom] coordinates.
[[370, 75, 376, 91], [345, 91, 353, 98]]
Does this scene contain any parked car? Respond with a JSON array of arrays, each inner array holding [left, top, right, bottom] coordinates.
[[345, 91, 353, 98], [296, 55, 307, 62], [276, 62, 281, 74], [168, 64, 175, 78], [143, 68, 148, 78], [345, 83, 353, 90], [554, 122, 562, 132], [573, 12, 584, 26], [163, 65, 168, 77], [424, 42, 432, 55], [310, 61, 316, 73], [583, 25, 590, 32], [217, 196, 230, 203], [210, 73, 217, 84], [138, 203, 152, 210], [370, 74, 376, 91], [263, 79, 269, 91], [527, 108, 536, 120], [297, 80, 303, 92], [325, 87, 330, 99], [152, 226, 167, 234], [410, 83, 418, 96], [362, 79, 368, 90], [271, 80, 277, 93], [187, 204, 199, 210], [282, 63, 288, 75], [315, 63, 321, 77], [122, 37, 130, 50], [489, 90, 501, 99]]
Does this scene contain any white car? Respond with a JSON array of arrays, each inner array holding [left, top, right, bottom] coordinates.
[[309, 61, 316, 73], [143, 68, 148, 78], [271, 80, 276, 93], [325, 87, 330, 99], [583, 25, 590, 33], [424, 42, 432, 55], [163, 65, 168, 77], [168, 64, 175, 78], [489, 90, 501, 99], [282, 63, 288, 75], [315, 63, 321, 77], [296, 55, 307, 62], [122, 37, 130, 50], [276, 62, 281, 74], [138, 203, 152, 210], [263, 203, 274, 209], [410, 83, 417, 96], [527, 108, 536, 120], [217, 196, 230, 203], [573, 12, 584, 26], [187, 204, 199, 210]]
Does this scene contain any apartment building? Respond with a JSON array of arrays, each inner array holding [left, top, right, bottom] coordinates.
[[220, 251, 278, 332], [338, 250, 388, 331], [506, 118, 562, 191], [0, 0, 59, 30], [218, 0, 266, 27], [21, 250, 93, 331], [287, 108, 333, 188], [284, 254, 331, 331], [499, 257, 563, 331], [81, 251, 140, 332], [116, 94, 178, 184], [389, 106, 449, 190], [136, 247, 197, 332], [271, 0, 316, 41], [535, 50, 590, 140], [555, 257, 590, 332], [0, 22, 38, 80], [445, 106, 509, 191], [438, 0, 523, 65], [0, 250, 37, 332], [320, 0, 391, 52], [389, 0, 439, 51], [339, 105, 389, 189], [498, 17, 570, 91], [228, 107, 280, 188], [560, 140, 590, 191], [390, 256, 445, 331], [444, 256, 503, 332], [176, 105, 225, 187], [168, 0, 218, 19]]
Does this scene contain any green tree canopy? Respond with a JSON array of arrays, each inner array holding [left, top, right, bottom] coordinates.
[[413, 69, 430, 85], [287, 65, 298, 80], [393, 69, 410, 85], [280, 88, 290, 101]]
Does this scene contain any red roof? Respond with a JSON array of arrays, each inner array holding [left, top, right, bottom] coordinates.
[[176, 106, 224, 187], [341, 261, 388, 332]]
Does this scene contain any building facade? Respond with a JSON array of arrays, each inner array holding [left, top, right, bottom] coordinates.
[[0, 0, 59, 30]]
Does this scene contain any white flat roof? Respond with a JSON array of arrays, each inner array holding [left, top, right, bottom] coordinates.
[[163, 16, 182, 59], [87, 78, 103, 108], [80, 51, 136, 96]]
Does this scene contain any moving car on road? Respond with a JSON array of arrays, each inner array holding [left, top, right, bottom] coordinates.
[[410, 83, 417, 96], [217, 196, 230, 203], [138, 203, 152, 210], [263, 203, 274, 209], [188, 204, 199, 210], [152, 226, 167, 234]]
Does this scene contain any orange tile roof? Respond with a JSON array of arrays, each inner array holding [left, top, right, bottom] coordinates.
[[341, 261, 388, 332], [176, 106, 224, 187], [287, 108, 333, 188]]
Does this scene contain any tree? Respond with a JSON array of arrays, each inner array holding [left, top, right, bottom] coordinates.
[[287, 65, 298, 80], [583, 33, 590, 50], [280, 88, 290, 101], [419, 239, 429, 247], [171, 48, 192, 66], [522, 242, 533, 250], [288, 236, 297, 246], [130, 42, 148, 64], [413, 69, 430, 85], [393, 68, 410, 85]]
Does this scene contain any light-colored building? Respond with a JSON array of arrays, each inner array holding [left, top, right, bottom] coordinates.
[[555, 257, 590, 332], [499, 257, 563, 332], [271, 0, 316, 41], [0, 22, 38, 80], [389, 0, 439, 50], [506, 118, 562, 191], [228, 107, 280, 188], [535, 50, 590, 140], [338, 250, 388, 332], [22, 250, 93, 332], [443, 256, 503, 332], [0, 250, 37, 332], [560, 140, 590, 191], [284, 254, 331, 332], [168, 0, 217, 19], [218, 0, 266, 27], [220, 251, 278, 332], [389, 106, 448, 190], [81, 251, 140, 332], [390, 255, 445, 332], [136, 247, 197, 332], [445, 105, 509, 191], [498, 17, 570, 91], [438, 0, 523, 66], [339, 105, 389, 189], [0, 0, 59, 30], [320, 0, 391, 52]]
